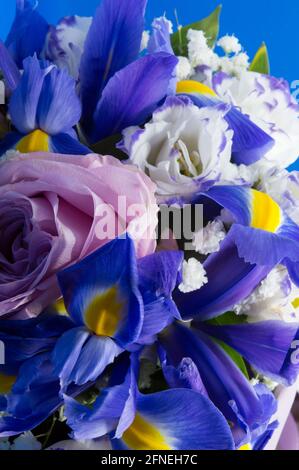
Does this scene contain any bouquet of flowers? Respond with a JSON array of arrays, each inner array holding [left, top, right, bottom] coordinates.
[[0, 0, 299, 452]]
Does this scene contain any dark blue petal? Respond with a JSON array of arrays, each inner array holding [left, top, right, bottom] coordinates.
[[36, 67, 82, 134], [68, 335, 123, 386], [90, 53, 178, 143], [225, 105, 274, 165], [0, 313, 73, 369], [138, 251, 183, 297], [50, 133, 90, 155], [65, 353, 138, 440], [137, 251, 183, 343], [161, 355, 208, 396], [0, 132, 23, 156], [80, 0, 147, 125], [179, 90, 274, 165], [5, 0, 48, 68], [200, 321, 299, 385], [113, 388, 235, 450], [0, 353, 61, 437], [0, 41, 21, 92], [52, 327, 90, 389], [9, 56, 47, 133], [173, 233, 271, 321], [160, 323, 275, 447]]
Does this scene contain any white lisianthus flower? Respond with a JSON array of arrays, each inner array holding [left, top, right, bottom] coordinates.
[[213, 71, 299, 168], [258, 168, 299, 225], [234, 266, 299, 323], [217, 35, 242, 55], [43, 16, 92, 79], [119, 96, 234, 201]]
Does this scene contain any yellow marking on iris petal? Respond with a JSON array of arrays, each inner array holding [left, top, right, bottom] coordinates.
[[251, 189, 281, 233], [239, 443, 252, 450], [84, 287, 123, 337], [122, 413, 171, 450], [0, 373, 16, 394], [53, 298, 68, 316], [176, 80, 217, 97], [16, 129, 49, 153], [292, 298, 299, 309]]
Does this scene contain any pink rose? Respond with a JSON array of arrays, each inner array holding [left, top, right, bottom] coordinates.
[[0, 152, 158, 318]]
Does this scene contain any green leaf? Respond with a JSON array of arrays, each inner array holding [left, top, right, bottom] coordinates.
[[208, 311, 247, 326], [208, 311, 249, 379], [249, 42, 270, 74], [171, 5, 222, 57], [215, 338, 250, 379]]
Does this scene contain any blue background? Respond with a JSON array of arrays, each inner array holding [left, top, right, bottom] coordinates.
[[0, 0, 298, 84]]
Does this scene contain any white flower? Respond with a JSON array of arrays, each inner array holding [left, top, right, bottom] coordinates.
[[0, 432, 42, 451], [218, 56, 235, 75], [47, 437, 112, 451], [179, 258, 208, 293], [140, 31, 150, 51], [193, 219, 226, 255], [176, 56, 193, 81], [218, 35, 242, 55], [187, 29, 219, 69], [43, 16, 92, 79], [213, 71, 299, 169], [120, 96, 234, 201], [258, 168, 299, 225], [232, 52, 250, 70], [234, 266, 299, 323]]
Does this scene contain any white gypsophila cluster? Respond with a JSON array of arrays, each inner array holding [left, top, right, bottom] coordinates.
[[234, 266, 299, 323], [179, 258, 208, 293], [187, 29, 219, 69], [140, 30, 150, 51], [217, 35, 242, 55], [176, 56, 193, 80], [193, 219, 226, 255], [0, 432, 41, 451], [185, 30, 249, 77]]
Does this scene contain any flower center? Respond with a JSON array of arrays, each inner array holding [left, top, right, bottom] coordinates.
[[175, 139, 202, 177]]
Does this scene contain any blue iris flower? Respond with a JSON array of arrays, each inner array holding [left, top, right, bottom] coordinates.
[[0, 0, 178, 153], [0, 54, 90, 156]]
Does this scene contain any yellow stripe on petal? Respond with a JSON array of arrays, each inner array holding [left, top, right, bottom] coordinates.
[[292, 298, 299, 309], [16, 129, 50, 153], [239, 443, 252, 450], [53, 298, 68, 316], [0, 373, 16, 394], [251, 190, 281, 233], [85, 287, 123, 337], [122, 413, 171, 450], [176, 80, 217, 97]]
